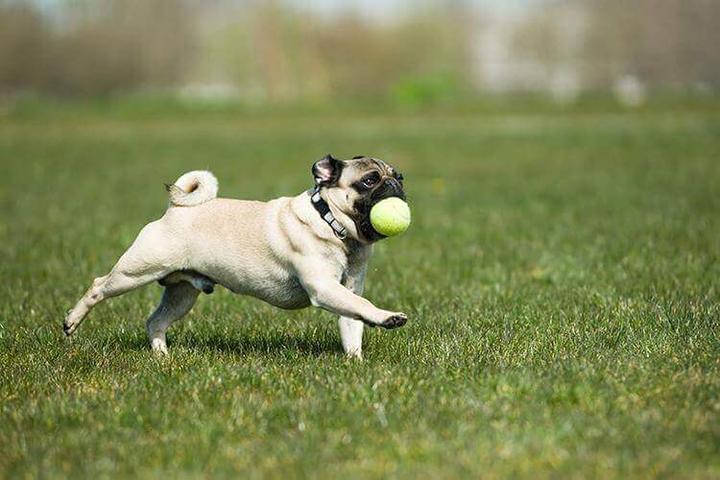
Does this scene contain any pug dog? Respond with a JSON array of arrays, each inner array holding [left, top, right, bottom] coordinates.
[[63, 155, 408, 358]]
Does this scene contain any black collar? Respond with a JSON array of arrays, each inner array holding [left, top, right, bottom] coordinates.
[[310, 186, 348, 239]]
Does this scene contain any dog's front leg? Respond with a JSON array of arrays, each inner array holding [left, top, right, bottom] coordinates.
[[299, 271, 407, 330], [339, 265, 367, 358], [308, 280, 407, 329]]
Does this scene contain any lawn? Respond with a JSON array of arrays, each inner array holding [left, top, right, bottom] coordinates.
[[1, 100, 719, 478]]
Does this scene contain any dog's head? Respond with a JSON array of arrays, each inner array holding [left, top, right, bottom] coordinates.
[[312, 154, 406, 243]]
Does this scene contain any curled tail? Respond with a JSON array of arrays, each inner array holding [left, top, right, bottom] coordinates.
[[165, 170, 219, 207]]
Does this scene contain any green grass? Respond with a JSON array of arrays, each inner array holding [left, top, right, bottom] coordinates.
[[1, 101, 719, 478]]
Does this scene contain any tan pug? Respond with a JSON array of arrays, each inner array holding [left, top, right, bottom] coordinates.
[[63, 155, 408, 358]]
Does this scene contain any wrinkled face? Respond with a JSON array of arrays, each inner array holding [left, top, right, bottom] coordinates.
[[312, 154, 406, 242]]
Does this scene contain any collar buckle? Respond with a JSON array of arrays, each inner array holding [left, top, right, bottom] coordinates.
[[310, 186, 348, 240]]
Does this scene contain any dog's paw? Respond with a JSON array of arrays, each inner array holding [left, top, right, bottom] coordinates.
[[150, 338, 169, 355], [63, 314, 76, 337], [380, 313, 408, 329]]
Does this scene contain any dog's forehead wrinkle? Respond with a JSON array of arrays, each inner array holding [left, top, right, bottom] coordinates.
[[342, 161, 402, 199], [342, 161, 370, 179], [371, 158, 396, 176], [344, 157, 394, 176], [370, 158, 387, 172]]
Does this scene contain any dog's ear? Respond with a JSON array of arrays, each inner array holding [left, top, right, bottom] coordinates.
[[312, 154, 343, 186]]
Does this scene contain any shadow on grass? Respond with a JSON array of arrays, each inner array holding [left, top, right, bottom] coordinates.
[[115, 330, 342, 358]]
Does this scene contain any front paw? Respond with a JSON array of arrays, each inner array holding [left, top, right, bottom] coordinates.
[[380, 313, 408, 329]]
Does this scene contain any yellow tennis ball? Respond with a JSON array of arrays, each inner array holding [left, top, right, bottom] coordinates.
[[370, 197, 411, 237]]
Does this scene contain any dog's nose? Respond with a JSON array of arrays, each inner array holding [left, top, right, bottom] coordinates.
[[386, 178, 405, 199]]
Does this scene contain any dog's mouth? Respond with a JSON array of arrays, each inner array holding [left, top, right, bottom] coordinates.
[[354, 180, 406, 242]]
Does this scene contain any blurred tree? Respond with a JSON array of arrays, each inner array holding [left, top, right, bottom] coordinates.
[[3, 0, 717, 99], [0, 0, 197, 95], [582, 0, 720, 89], [0, 4, 52, 93], [188, 1, 475, 103]]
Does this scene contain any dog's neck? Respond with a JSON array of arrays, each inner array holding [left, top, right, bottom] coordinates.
[[300, 187, 364, 245], [310, 185, 348, 240], [321, 187, 368, 244]]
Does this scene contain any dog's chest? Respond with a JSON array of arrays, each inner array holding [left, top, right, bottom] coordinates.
[[271, 245, 354, 309], [219, 260, 311, 309], [255, 273, 310, 310]]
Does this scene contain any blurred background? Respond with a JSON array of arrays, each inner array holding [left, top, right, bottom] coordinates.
[[2, 3, 720, 477], [1, 0, 719, 106]]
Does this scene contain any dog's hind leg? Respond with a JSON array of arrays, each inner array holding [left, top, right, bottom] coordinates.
[[64, 221, 180, 336], [63, 267, 170, 336], [146, 282, 199, 354]]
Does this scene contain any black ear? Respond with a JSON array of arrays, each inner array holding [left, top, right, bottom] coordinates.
[[312, 154, 343, 186]]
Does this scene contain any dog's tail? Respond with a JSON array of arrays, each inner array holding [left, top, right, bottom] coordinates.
[[165, 170, 219, 207]]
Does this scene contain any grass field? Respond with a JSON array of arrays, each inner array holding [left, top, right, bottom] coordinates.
[[1, 100, 719, 478]]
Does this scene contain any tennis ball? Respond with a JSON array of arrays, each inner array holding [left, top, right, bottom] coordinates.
[[370, 197, 411, 237]]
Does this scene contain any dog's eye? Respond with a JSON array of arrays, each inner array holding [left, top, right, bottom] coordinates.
[[396, 173, 404, 182], [362, 173, 380, 188]]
